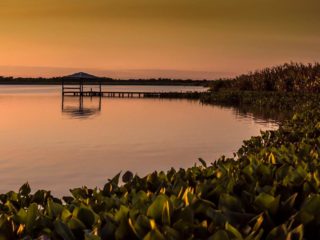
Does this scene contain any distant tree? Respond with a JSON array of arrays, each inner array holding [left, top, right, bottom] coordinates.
[[211, 62, 320, 93]]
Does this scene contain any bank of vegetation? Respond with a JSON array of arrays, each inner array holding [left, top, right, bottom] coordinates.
[[209, 62, 320, 93], [0, 63, 319, 239], [199, 62, 320, 121]]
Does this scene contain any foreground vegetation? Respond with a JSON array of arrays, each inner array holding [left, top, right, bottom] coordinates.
[[0, 99, 319, 239]]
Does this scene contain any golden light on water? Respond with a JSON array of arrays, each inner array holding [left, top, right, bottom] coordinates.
[[0, 86, 278, 195]]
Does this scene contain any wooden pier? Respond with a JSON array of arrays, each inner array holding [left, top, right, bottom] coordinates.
[[61, 72, 202, 99], [63, 90, 166, 98], [61, 72, 165, 98]]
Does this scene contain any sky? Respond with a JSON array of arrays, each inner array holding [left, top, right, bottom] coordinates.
[[0, 0, 319, 79]]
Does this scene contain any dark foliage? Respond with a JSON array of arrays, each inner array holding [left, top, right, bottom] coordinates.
[[210, 62, 320, 92]]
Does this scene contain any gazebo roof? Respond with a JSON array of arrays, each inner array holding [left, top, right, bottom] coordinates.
[[64, 72, 98, 79]]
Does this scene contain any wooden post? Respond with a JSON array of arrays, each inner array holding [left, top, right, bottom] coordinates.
[[61, 94, 64, 110], [62, 78, 64, 95], [79, 95, 83, 110], [80, 78, 84, 96]]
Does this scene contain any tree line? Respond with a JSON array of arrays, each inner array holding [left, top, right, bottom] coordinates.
[[210, 62, 320, 93], [0, 76, 209, 86]]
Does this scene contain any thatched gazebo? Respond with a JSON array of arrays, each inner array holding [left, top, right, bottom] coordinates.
[[62, 72, 102, 96]]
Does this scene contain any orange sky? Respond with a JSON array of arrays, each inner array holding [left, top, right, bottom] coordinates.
[[0, 0, 319, 79]]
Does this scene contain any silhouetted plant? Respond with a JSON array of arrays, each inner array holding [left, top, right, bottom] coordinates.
[[210, 62, 320, 93]]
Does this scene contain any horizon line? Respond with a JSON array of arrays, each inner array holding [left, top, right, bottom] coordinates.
[[0, 61, 318, 80], [0, 65, 237, 80]]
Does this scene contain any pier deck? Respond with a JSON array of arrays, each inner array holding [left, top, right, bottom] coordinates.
[[61, 73, 203, 98], [62, 91, 193, 98]]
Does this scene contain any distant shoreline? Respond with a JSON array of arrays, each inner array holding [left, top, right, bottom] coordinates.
[[0, 78, 210, 86]]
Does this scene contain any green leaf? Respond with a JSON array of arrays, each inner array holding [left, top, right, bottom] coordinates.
[[67, 217, 86, 231], [19, 182, 31, 197], [122, 171, 134, 183], [61, 208, 72, 222], [132, 191, 149, 207], [198, 158, 207, 168], [147, 195, 169, 221], [268, 153, 276, 164], [47, 199, 64, 218], [85, 233, 101, 240], [162, 226, 181, 240], [100, 219, 117, 239], [74, 207, 96, 228], [54, 220, 75, 240], [208, 230, 230, 240], [16, 208, 27, 223], [128, 215, 149, 239], [110, 172, 121, 186], [63, 196, 74, 204], [287, 224, 303, 240], [283, 193, 298, 210], [70, 188, 88, 199], [26, 203, 38, 233], [254, 193, 279, 215], [225, 222, 243, 240], [219, 194, 243, 212], [266, 224, 287, 240], [115, 218, 130, 240], [162, 199, 171, 226], [32, 190, 50, 205], [114, 205, 129, 222], [143, 229, 166, 240], [301, 194, 320, 213], [299, 194, 320, 224]]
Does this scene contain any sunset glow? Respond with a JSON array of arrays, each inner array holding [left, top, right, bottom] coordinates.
[[0, 0, 319, 78]]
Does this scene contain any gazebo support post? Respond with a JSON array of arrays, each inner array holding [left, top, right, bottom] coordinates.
[[62, 78, 65, 95]]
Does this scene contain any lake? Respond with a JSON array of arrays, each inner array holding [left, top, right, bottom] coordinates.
[[0, 85, 278, 196]]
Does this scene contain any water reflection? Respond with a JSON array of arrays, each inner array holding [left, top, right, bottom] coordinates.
[[203, 102, 293, 124], [233, 105, 292, 124], [0, 85, 280, 196], [61, 95, 102, 119]]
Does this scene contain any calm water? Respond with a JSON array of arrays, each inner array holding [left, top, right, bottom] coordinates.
[[0, 85, 277, 196]]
